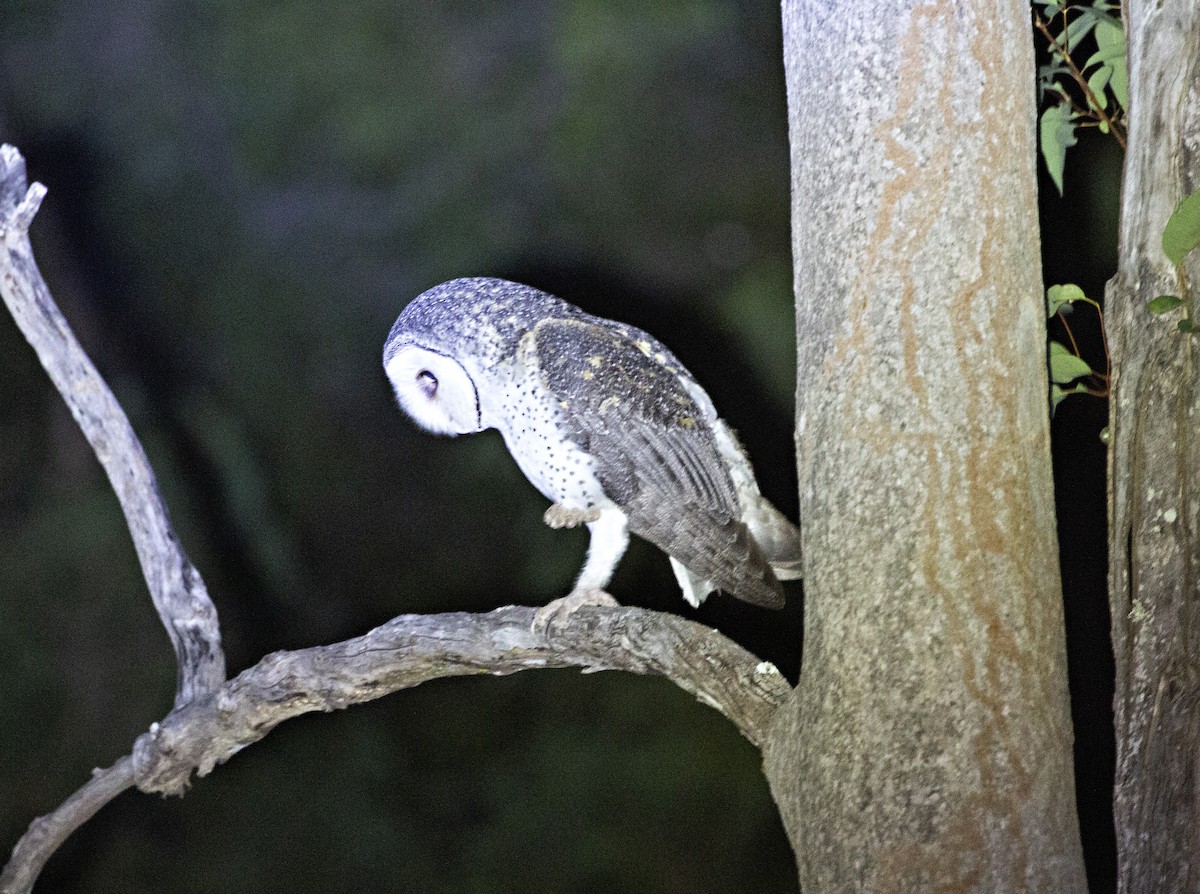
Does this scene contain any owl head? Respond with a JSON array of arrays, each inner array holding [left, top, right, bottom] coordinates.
[[383, 278, 573, 436]]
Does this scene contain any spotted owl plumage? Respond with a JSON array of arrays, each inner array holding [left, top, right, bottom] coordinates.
[[383, 277, 802, 610]]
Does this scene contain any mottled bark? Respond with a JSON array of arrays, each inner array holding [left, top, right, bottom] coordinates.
[[130, 605, 790, 796], [0, 146, 224, 707], [1105, 2, 1200, 891], [2, 605, 787, 894], [765, 2, 1086, 891]]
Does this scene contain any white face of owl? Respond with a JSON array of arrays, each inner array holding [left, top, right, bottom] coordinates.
[[385, 345, 483, 436]]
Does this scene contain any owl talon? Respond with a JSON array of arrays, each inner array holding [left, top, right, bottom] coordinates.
[[532, 588, 620, 634], [543, 503, 602, 529]]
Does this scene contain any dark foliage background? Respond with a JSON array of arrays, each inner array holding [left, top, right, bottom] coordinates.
[[0, 2, 1116, 892]]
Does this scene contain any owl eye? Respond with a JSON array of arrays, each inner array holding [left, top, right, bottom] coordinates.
[[416, 369, 438, 398]]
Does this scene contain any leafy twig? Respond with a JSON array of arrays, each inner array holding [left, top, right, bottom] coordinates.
[[1034, 9, 1126, 149]]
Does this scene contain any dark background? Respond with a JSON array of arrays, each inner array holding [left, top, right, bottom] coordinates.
[[0, 3, 1118, 892]]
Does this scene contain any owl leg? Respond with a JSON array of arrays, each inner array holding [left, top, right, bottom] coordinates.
[[532, 507, 627, 633], [574, 507, 629, 590]]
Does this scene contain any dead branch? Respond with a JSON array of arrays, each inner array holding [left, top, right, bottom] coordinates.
[[129, 604, 792, 798], [0, 760, 135, 894], [0, 142, 792, 894], [3, 605, 788, 894], [0, 144, 224, 707]]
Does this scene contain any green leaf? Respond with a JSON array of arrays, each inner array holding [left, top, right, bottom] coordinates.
[[1147, 294, 1184, 314], [1094, 19, 1128, 109], [1040, 58, 1070, 79], [1051, 384, 1068, 414], [1040, 102, 1077, 196], [1047, 283, 1086, 315], [1083, 7, 1123, 30], [1086, 67, 1111, 111], [1179, 319, 1200, 334], [1037, 60, 1071, 103], [1049, 83, 1072, 103], [1065, 10, 1099, 51], [1163, 190, 1200, 266], [1049, 340, 1093, 384]]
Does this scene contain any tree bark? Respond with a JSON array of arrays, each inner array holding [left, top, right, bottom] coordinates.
[[764, 2, 1087, 890], [1106, 2, 1200, 891]]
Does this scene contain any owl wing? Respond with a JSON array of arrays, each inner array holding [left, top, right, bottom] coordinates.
[[530, 317, 784, 609]]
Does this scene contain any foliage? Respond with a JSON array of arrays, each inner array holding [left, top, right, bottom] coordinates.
[[1034, 2, 1127, 195], [1040, 5, 1200, 407], [1034, 2, 1125, 415], [1161, 190, 1200, 267], [1046, 283, 1109, 412], [1146, 190, 1200, 333]]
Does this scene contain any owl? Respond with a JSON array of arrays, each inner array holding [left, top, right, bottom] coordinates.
[[383, 277, 802, 624]]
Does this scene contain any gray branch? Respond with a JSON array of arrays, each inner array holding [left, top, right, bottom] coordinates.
[[130, 604, 792, 797], [0, 144, 225, 706], [3, 607, 789, 894], [0, 141, 792, 894], [0, 759, 135, 894]]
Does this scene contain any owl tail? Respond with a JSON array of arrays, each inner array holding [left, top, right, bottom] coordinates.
[[669, 557, 716, 609], [744, 493, 804, 580], [668, 515, 790, 611]]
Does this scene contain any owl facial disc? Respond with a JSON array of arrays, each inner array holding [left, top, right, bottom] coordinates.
[[385, 346, 482, 436]]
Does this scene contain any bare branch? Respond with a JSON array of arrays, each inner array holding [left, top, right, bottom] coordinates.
[[131, 604, 791, 796], [0, 759, 135, 894], [0, 143, 793, 892], [3, 605, 789, 892], [0, 144, 224, 705]]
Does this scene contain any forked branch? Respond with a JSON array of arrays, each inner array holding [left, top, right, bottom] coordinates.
[[0, 144, 791, 894], [3, 605, 788, 894], [130, 605, 791, 796]]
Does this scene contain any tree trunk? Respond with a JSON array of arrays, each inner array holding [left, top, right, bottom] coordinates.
[[1106, 2, 1200, 891], [763, 2, 1087, 890]]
